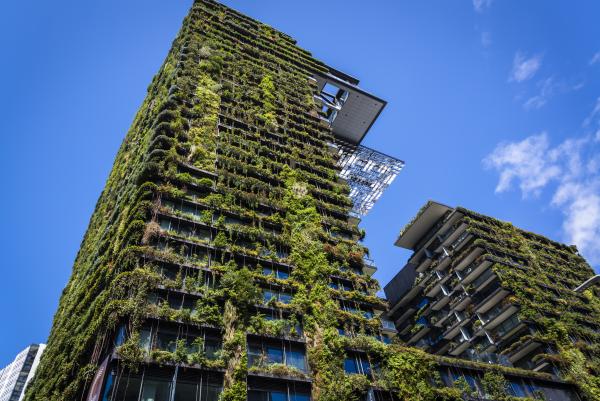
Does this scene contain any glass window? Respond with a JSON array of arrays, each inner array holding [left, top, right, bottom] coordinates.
[[344, 357, 359, 374], [141, 378, 171, 401], [508, 380, 527, 398], [112, 376, 142, 401], [203, 384, 222, 401], [290, 394, 310, 401], [174, 382, 197, 401], [247, 345, 262, 367], [360, 357, 371, 376], [266, 346, 284, 364], [263, 290, 275, 303], [248, 390, 269, 401], [287, 349, 306, 372], [276, 270, 289, 280], [139, 329, 152, 351], [205, 339, 221, 359], [156, 331, 178, 352], [279, 293, 292, 304], [271, 392, 287, 401]]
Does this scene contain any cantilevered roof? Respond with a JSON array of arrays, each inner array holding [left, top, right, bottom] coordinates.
[[395, 201, 453, 250], [314, 70, 387, 145]]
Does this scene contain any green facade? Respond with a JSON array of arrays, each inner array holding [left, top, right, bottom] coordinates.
[[24, 1, 597, 401]]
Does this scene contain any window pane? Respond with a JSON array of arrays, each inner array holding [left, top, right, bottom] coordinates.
[[117, 376, 142, 401], [290, 394, 310, 401], [203, 384, 222, 401], [267, 346, 284, 364], [205, 340, 221, 359], [139, 329, 152, 351], [277, 270, 289, 280], [344, 358, 358, 374], [270, 391, 287, 401], [360, 358, 371, 376], [141, 378, 171, 401], [286, 350, 306, 372], [248, 390, 269, 401], [248, 345, 262, 367], [175, 382, 197, 401]]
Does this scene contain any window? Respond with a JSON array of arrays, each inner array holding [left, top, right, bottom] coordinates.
[[247, 340, 307, 372], [263, 267, 290, 280], [248, 390, 311, 401], [141, 378, 172, 401], [330, 278, 353, 291], [344, 353, 373, 376], [263, 290, 293, 304]]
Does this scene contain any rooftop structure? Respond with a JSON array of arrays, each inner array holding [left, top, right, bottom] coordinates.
[[314, 70, 404, 216]]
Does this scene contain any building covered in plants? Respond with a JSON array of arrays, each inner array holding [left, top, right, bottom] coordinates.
[[386, 201, 600, 400], [23, 1, 599, 401]]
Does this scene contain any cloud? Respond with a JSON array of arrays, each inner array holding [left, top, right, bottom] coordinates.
[[584, 97, 600, 127], [509, 52, 542, 83], [523, 78, 555, 110], [484, 128, 600, 264], [481, 32, 492, 48], [483, 133, 561, 195], [473, 0, 493, 12], [523, 77, 583, 111], [590, 52, 600, 66]]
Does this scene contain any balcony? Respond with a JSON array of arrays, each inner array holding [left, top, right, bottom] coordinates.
[[362, 257, 377, 276], [465, 268, 497, 295], [473, 286, 509, 314], [448, 327, 472, 356], [430, 286, 454, 311], [407, 317, 431, 344], [448, 290, 471, 312], [449, 230, 471, 252], [478, 303, 519, 332], [460, 348, 512, 367], [381, 319, 397, 333], [442, 311, 470, 340], [488, 313, 523, 342]]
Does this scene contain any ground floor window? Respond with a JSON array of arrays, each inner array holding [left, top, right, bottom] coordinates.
[[101, 365, 222, 401]]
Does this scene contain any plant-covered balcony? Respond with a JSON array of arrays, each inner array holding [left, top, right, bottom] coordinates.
[[247, 338, 308, 380]]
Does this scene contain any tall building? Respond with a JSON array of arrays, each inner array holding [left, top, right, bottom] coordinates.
[[25, 1, 403, 401], [0, 344, 45, 401], [22, 1, 599, 400], [386, 201, 600, 400]]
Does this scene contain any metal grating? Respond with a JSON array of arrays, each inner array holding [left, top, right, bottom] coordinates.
[[333, 139, 404, 216]]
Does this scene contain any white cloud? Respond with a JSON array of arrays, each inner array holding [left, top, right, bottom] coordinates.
[[484, 128, 600, 264], [509, 52, 542, 83], [486, 100, 600, 264], [590, 52, 600, 66], [523, 77, 584, 111], [473, 0, 493, 12], [481, 32, 492, 48], [523, 78, 555, 110], [551, 181, 600, 264], [483, 133, 561, 195], [584, 97, 600, 127]]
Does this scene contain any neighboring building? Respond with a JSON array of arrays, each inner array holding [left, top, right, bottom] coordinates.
[[386, 201, 600, 400], [0, 344, 45, 401]]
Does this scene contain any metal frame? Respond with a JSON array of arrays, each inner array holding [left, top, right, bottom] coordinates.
[[333, 139, 404, 216]]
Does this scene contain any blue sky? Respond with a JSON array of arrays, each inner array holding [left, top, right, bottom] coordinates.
[[1, 0, 599, 366]]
